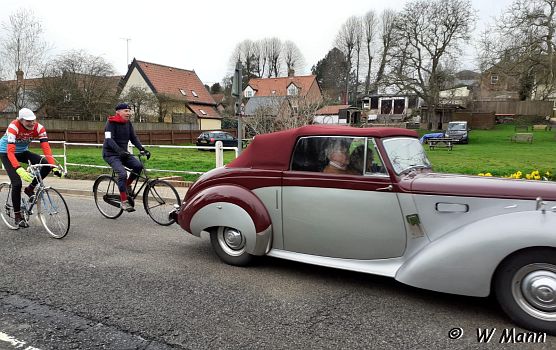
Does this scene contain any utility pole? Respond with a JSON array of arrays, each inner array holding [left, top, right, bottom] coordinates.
[[120, 38, 131, 68], [232, 61, 243, 155]]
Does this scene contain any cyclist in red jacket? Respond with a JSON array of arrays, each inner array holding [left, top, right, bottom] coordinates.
[[0, 108, 61, 227]]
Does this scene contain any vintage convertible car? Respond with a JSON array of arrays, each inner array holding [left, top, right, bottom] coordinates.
[[173, 125, 556, 334]]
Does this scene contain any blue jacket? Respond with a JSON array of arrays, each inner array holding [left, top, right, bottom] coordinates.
[[102, 115, 144, 158]]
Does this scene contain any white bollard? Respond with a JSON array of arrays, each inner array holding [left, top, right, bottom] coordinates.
[[215, 141, 224, 167]]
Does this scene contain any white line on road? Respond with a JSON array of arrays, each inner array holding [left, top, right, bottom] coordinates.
[[0, 331, 42, 350]]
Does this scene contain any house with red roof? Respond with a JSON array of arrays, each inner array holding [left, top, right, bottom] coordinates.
[[120, 59, 221, 130], [243, 75, 322, 118]]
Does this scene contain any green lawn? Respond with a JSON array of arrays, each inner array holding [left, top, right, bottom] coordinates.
[[422, 124, 556, 177], [28, 124, 556, 181]]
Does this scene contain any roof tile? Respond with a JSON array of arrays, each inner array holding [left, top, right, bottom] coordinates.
[[136, 60, 216, 106], [247, 75, 317, 97]]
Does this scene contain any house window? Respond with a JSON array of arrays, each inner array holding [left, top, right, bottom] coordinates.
[[246, 90, 253, 97], [287, 85, 298, 96], [179, 89, 187, 96], [490, 74, 499, 85], [191, 90, 198, 97], [64, 92, 71, 103], [199, 109, 207, 115]]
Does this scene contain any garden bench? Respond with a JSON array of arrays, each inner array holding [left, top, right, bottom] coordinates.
[[533, 124, 551, 131], [428, 138, 454, 150], [510, 133, 533, 143]]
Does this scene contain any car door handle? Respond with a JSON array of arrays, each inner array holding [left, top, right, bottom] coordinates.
[[376, 185, 393, 191]]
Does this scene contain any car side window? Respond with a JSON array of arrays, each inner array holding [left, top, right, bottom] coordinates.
[[290, 136, 387, 176], [291, 137, 330, 172]]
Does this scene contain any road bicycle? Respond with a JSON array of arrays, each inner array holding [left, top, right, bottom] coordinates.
[[92, 153, 181, 226], [0, 162, 70, 239]]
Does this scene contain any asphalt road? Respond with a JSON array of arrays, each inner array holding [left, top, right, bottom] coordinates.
[[0, 194, 554, 350]]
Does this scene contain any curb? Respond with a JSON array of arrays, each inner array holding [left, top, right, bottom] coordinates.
[[54, 188, 93, 197]]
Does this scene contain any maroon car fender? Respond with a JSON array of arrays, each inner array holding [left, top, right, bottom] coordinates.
[[176, 184, 272, 255]]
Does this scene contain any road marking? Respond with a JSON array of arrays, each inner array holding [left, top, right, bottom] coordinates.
[[0, 331, 42, 350]]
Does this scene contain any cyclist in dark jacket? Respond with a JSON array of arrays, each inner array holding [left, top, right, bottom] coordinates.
[[102, 103, 150, 212]]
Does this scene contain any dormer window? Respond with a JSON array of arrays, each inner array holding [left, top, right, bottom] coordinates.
[[287, 84, 298, 96], [490, 74, 499, 85], [191, 90, 198, 97], [200, 109, 207, 115], [179, 89, 187, 96]]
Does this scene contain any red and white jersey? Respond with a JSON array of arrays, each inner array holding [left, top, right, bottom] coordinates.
[[0, 119, 54, 168]]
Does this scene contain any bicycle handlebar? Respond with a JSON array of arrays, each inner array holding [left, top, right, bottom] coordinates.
[[27, 163, 67, 177]]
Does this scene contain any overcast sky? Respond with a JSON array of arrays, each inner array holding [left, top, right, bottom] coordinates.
[[2, 0, 514, 86]]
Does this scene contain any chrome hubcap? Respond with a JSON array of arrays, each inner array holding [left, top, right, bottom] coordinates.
[[217, 227, 246, 257], [223, 228, 244, 250], [513, 263, 556, 321], [521, 270, 556, 312]]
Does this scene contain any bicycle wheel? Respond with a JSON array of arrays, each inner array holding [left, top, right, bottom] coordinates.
[[0, 182, 18, 230], [93, 175, 123, 219], [143, 179, 180, 226], [37, 188, 70, 239]]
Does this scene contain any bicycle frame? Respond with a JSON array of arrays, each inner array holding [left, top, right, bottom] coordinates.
[[112, 154, 153, 199], [25, 161, 64, 211]]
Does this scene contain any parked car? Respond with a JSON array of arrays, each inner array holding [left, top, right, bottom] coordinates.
[[173, 125, 556, 334], [196, 131, 237, 149], [444, 121, 469, 143]]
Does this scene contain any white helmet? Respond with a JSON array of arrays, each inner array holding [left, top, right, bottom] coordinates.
[[18, 108, 36, 121]]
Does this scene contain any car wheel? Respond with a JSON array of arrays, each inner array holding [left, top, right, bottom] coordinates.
[[494, 248, 556, 335], [210, 226, 253, 266]]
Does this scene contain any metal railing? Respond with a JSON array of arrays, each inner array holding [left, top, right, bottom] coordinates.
[[2, 141, 238, 176]]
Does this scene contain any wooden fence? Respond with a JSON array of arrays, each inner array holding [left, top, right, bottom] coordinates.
[[472, 100, 554, 116], [46, 129, 238, 145]]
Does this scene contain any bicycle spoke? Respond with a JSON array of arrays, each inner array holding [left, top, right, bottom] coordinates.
[[0, 183, 18, 230], [38, 188, 70, 239], [93, 175, 123, 219], [143, 180, 180, 226]]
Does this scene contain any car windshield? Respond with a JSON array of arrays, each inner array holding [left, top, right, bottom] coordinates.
[[448, 123, 466, 131], [382, 137, 431, 175]]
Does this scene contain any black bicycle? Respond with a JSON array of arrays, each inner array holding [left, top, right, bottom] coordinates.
[[0, 162, 70, 238], [92, 154, 180, 226]]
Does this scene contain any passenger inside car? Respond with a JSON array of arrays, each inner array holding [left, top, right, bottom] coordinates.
[[322, 142, 350, 174], [347, 145, 383, 175]]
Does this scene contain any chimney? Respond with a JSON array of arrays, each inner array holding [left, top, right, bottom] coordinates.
[[16, 70, 24, 85], [288, 68, 295, 77]]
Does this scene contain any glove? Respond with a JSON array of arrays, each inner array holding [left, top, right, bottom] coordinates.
[[119, 151, 131, 160], [16, 167, 34, 183], [52, 167, 65, 178], [140, 149, 151, 160]]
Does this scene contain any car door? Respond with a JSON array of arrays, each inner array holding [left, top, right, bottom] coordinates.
[[281, 136, 407, 260]]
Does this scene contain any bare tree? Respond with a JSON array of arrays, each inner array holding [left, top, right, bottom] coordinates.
[[282, 40, 305, 75], [121, 86, 159, 122], [266, 37, 282, 77], [335, 16, 360, 103], [0, 8, 49, 110], [253, 39, 269, 78], [353, 17, 364, 104], [478, 0, 556, 100], [388, 0, 476, 124], [229, 39, 257, 87], [362, 10, 378, 94], [374, 9, 397, 93], [243, 94, 322, 136], [33, 50, 117, 120]]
